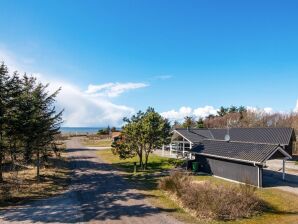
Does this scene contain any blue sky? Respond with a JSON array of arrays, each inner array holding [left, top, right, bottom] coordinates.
[[0, 0, 298, 126]]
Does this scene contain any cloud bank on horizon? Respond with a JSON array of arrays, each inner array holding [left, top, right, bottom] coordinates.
[[0, 47, 146, 127], [160, 105, 276, 122], [161, 103, 298, 123], [44, 79, 142, 127], [1, 47, 298, 127]]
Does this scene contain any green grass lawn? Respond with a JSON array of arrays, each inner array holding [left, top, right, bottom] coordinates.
[[97, 149, 183, 173], [82, 138, 112, 147], [97, 149, 298, 224]]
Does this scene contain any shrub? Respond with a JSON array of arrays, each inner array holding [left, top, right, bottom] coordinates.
[[158, 172, 264, 220], [158, 171, 191, 197]]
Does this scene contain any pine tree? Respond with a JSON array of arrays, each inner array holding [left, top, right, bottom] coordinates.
[[0, 62, 64, 181], [5, 73, 23, 167], [0, 62, 10, 182], [33, 83, 62, 179]]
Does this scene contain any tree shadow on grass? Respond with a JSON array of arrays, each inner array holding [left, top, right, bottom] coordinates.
[[0, 148, 177, 223]]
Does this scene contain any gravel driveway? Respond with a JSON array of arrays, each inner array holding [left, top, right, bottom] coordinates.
[[0, 137, 181, 224], [263, 159, 298, 195]]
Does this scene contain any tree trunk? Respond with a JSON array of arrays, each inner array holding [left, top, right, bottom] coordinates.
[[10, 142, 17, 171], [0, 131, 3, 182], [138, 146, 143, 169], [145, 153, 149, 170], [36, 149, 40, 181], [144, 145, 151, 170], [25, 146, 32, 164], [0, 152, 3, 182]]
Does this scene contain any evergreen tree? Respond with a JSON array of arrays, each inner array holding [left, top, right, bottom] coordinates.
[[5, 73, 23, 166], [30, 82, 62, 179], [0, 62, 63, 181], [229, 105, 238, 113], [196, 118, 204, 128], [217, 106, 228, 117], [182, 116, 196, 128], [0, 63, 10, 182]]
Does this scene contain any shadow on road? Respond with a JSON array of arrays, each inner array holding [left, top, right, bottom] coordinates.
[[0, 147, 176, 223], [263, 169, 298, 188]]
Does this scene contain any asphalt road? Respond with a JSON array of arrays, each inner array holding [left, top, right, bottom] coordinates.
[[0, 137, 181, 224]]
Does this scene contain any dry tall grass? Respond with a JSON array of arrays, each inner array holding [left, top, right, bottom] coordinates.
[[158, 172, 264, 220], [0, 157, 70, 206]]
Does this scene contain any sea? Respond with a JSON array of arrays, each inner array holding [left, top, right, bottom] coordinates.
[[60, 127, 104, 134], [60, 127, 121, 134]]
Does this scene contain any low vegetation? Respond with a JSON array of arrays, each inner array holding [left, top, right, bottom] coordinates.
[[158, 172, 264, 221], [0, 156, 69, 207], [112, 108, 171, 170], [98, 149, 298, 224], [97, 126, 117, 135], [83, 137, 112, 147]]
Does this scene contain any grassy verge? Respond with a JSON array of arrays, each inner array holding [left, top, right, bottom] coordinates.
[[0, 156, 70, 207], [192, 175, 298, 224], [83, 138, 112, 147], [97, 149, 298, 224]]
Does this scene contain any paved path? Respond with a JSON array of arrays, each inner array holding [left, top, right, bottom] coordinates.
[[266, 159, 298, 173], [0, 137, 181, 224], [263, 159, 298, 195]]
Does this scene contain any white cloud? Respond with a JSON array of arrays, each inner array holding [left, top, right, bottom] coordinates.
[[263, 107, 274, 114], [193, 106, 218, 118], [161, 106, 217, 122], [0, 47, 143, 127], [160, 106, 192, 121], [35, 76, 135, 127], [162, 105, 280, 122], [246, 106, 274, 114], [294, 100, 298, 113], [86, 82, 148, 97]]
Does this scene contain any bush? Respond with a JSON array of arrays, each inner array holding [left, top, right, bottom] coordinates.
[[158, 171, 192, 197], [158, 172, 264, 220]]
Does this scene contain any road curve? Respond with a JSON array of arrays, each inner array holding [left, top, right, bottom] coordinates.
[[0, 137, 182, 224]]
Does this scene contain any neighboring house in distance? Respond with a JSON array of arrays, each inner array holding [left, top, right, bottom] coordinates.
[[111, 131, 121, 142], [170, 128, 296, 187]]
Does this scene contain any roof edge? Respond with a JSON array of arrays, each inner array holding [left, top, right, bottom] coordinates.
[[172, 130, 193, 143], [191, 151, 263, 165]]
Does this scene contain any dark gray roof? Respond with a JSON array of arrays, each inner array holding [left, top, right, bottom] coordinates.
[[174, 128, 212, 142], [209, 128, 294, 145], [174, 127, 294, 145], [191, 140, 287, 164]]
